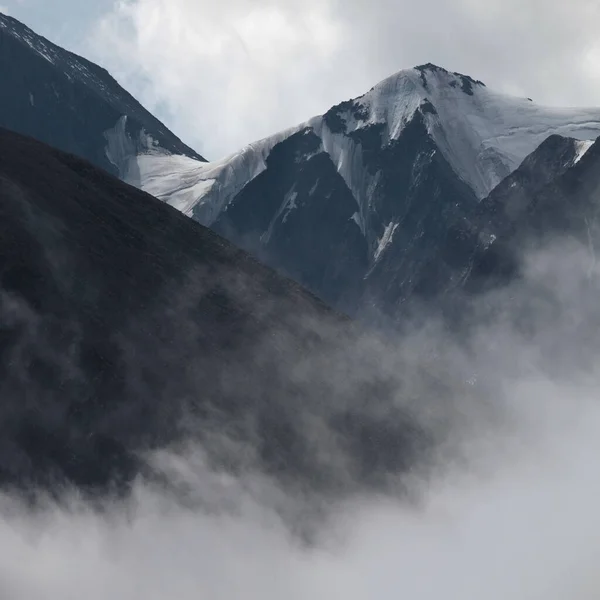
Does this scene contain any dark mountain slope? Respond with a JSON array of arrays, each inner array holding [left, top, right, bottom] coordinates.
[[463, 135, 600, 294], [0, 12, 204, 177], [0, 127, 427, 498], [212, 108, 479, 318], [397, 134, 598, 302], [447, 135, 600, 373]]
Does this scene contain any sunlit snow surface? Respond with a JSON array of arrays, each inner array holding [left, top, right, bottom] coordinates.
[[125, 67, 600, 224], [132, 154, 218, 217]]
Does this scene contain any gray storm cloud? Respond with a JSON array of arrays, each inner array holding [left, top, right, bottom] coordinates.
[[85, 0, 600, 158]]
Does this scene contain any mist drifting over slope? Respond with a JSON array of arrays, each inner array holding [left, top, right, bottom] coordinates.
[[1, 234, 600, 600]]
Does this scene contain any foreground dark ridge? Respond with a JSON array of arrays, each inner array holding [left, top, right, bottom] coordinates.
[[0, 127, 429, 498]]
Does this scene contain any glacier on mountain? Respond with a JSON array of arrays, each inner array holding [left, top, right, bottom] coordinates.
[[123, 125, 304, 224], [128, 65, 600, 231]]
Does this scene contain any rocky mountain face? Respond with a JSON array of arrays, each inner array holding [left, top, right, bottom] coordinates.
[[466, 135, 600, 294], [0, 11, 204, 179], [406, 134, 600, 297], [134, 64, 600, 322]]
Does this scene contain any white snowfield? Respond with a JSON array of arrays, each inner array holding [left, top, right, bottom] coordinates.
[[573, 139, 595, 164], [124, 125, 303, 224], [114, 66, 600, 225]]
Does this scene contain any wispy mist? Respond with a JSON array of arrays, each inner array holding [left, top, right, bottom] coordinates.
[[2, 236, 600, 598]]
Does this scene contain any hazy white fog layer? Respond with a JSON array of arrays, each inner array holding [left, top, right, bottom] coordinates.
[[2, 239, 600, 599], [2, 392, 600, 600]]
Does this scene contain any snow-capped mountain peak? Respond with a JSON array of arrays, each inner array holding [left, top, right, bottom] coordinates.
[[3, 13, 600, 327], [321, 64, 486, 143], [136, 64, 600, 236], [320, 63, 600, 198]]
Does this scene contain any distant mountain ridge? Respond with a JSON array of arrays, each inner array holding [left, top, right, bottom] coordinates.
[[0, 11, 204, 178]]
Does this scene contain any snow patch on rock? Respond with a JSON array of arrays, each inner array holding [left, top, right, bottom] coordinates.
[[573, 139, 595, 164], [375, 222, 399, 261]]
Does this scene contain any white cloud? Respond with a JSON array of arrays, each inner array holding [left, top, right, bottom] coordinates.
[[89, 0, 348, 158], [2, 372, 600, 599], [88, 0, 600, 159]]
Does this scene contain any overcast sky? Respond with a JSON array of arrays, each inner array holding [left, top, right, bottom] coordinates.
[[2, 0, 600, 159]]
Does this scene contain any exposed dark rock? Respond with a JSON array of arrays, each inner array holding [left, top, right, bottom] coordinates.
[[0, 12, 204, 178]]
